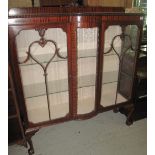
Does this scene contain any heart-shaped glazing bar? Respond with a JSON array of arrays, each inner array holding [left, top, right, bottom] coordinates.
[[104, 33, 136, 62], [19, 38, 67, 73]]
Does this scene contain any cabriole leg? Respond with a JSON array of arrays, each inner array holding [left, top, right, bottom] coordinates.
[[126, 106, 134, 126], [27, 138, 34, 155], [25, 127, 39, 155]]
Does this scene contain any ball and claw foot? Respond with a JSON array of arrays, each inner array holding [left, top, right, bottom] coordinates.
[[126, 119, 133, 126], [28, 148, 34, 155], [26, 128, 39, 155]]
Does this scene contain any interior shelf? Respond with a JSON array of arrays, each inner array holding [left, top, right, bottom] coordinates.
[[20, 49, 120, 98], [25, 81, 127, 119], [26, 92, 69, 123], [18, 46, 121, 67], [27, 102, 69, 123], [78, 74, 95, 88], [19, 55, 68, 66], [101, 82, 127, 107], [22, 71, 118, 99], [77, 97, 95, 114], [78, 71, 118, 87], [77, 85, 95, 114], [23, 78, 69, 98], [22, 69, 118, 97]]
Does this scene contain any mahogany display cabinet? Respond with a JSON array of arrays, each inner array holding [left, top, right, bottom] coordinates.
[[8, 7, 144, 155]]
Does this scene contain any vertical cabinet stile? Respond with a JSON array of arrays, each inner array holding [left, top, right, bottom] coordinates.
[[9, 27, 29, 128], [95, 22, 106, 111], [68, 20, 78, 119], [66, 23, 73, 118]]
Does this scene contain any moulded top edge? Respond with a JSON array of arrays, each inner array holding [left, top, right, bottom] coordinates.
[[8, 7, 144, 18]]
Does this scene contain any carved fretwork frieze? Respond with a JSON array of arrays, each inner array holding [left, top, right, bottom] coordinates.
[[35, 28, 47, 38]]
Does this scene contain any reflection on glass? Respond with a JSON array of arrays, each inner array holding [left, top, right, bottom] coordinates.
[[117, 25, 139, 103]]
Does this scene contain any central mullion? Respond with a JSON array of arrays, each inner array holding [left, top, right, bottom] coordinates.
[[95, 23, 106, 111]]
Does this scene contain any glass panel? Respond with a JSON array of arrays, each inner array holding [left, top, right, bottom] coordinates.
[[101, 25, 139, 107], [101, 26, 122, 107], [77, 28, 98, 114], [16, 28, 69, 123], [117, 25, 139, 103]]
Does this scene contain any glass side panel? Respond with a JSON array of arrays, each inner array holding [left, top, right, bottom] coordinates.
[[117, 25, 139, 103], [77, 28, 98, 114], [101, 25, 139, 107], [101, 26, 122, 107], [16, 28, 69, 123]]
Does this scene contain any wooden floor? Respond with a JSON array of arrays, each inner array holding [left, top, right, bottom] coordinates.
[[8, 111, 147, 155]]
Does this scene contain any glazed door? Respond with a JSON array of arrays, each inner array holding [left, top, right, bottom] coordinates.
[[100, 24, 140, 107], [15, 27, 70, 124]]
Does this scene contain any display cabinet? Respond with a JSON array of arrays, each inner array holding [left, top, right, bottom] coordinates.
[[8, 7, 143, 155]]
